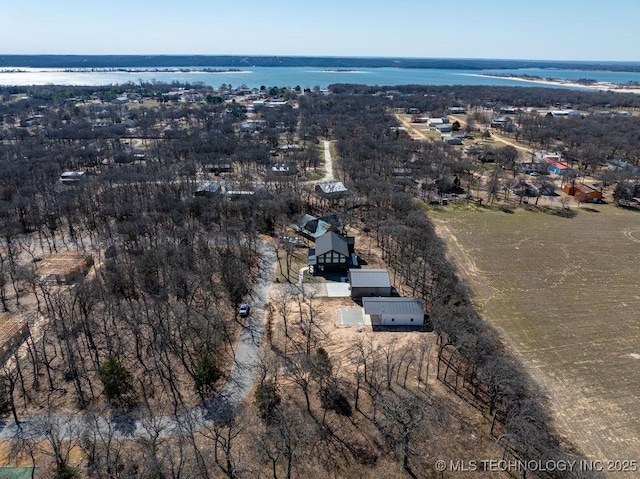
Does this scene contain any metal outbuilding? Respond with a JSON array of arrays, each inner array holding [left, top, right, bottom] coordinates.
[[362, 297, 424, 326], [348, 269, 392, 299]]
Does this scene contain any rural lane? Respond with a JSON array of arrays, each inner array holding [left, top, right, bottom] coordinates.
[[321, 140, 334, 182]]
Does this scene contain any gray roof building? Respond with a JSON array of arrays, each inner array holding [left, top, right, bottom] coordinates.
[[60, 171, 87, 185], [316, 232, 349, 258], [349, 269, 391, 289], [315, 181, 348, 199], [349, 269, 392, 300], [362, 297, 424, 326], [307, 232, 357, 272], [195, 181, 222, 197], [292, 213, 344, 242]]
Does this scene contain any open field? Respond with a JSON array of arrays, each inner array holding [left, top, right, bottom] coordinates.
[[431, 204, 640, 468]]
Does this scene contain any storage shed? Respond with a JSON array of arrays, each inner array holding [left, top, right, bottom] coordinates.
[[565, 183, 603, 203], [348, 269, 392, 299], [362, 297, 424, 326]]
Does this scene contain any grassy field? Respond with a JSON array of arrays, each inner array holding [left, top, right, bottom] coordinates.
[[431, 203, 640, 466]]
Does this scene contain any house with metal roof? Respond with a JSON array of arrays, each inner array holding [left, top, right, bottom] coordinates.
[[266, 163, 297, 177], [315, 181, 348, 200], [292, 213, 344, 242], [194, 181, 222, 198], [348, 269, 392, 299], [204, 159, 233, 174], [362, 297, 424, 326], [60, 171, 87, 185], [563, 183, 603, 203], [307, 232, 357, 273], [543, 158, 573, 175]]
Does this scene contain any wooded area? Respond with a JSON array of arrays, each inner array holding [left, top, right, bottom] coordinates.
[[1, 80, 632, 477]]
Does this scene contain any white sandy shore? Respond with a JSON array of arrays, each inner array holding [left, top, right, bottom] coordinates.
[[463, 73, 640, 94]]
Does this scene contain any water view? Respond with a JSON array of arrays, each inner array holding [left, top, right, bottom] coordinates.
[[2, 66, 640, 89]]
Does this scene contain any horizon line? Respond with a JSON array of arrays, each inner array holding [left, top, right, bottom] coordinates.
[[1, 54, 639, 64]]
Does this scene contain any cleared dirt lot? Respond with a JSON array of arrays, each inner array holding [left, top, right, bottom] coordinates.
[[432, 204, 640, 466]]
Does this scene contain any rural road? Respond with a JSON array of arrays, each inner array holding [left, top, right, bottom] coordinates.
[[447, 114, 532, 153], [395, 111, 533, 154], [321, 140, 334, 182], [0, 242, 278, 441]]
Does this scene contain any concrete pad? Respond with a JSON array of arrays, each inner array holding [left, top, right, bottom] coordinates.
[[303, 283, 327, 297], [325, 282, 351, 297], [338, 308, 365, 326]]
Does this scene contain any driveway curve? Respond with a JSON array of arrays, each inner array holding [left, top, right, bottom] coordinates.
[[0, 242, 278, 441]]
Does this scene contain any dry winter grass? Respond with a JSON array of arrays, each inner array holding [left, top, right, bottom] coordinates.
[[432, 203, 640, 466]]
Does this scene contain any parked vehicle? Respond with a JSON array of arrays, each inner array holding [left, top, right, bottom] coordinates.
[[238, 302, 250, 317]]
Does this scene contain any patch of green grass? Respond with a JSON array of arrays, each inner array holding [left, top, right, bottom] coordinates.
[[303, 171, 324, 182]]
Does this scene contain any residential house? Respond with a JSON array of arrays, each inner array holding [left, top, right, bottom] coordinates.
[[225, 190, 256, 201], [510, 179, 539, 197], [194, 181, 222, 198], [544, 158, 573, 175], [490, 117, 509, 129], [292, 214, 344, 242], [60, 171, 87, 185], [362, 297, 424, 326], [607, 159, 639, 176], [549, 109, 580, 117], [442, 135, 463, 145], [315, 181, 348, 200], [277, 144, 303, 152], [517, 162, 548, 174], [266, 163, 297, 177], [240, 119, 266, 133], [307, 232, 357, 273], [435, 123, 452, 133], [427, 117, 449, 127], [205, 159, 233, 174], [391, 167, 413, 177]]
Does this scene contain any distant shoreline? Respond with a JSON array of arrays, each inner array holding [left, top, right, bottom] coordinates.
[[2, 55, 640, 72], [0, 67, 250, 74], [466, 73, 640, 94]]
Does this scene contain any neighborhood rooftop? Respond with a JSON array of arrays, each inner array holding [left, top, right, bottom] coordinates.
[[362, 297, 424, 316], [316, 181, 347, 194], [348, 269, 392, 288]]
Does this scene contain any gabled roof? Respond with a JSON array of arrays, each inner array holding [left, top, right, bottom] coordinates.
[[195, 181, 221, 194], [315, 181, 348, 194], [349, 269, 391, 288], [292, 213, 344, 240], [574, 183, 600, 194], [362, 297, 424, 316], [315, 232, 349, 257], [544, 158, 571, 170]]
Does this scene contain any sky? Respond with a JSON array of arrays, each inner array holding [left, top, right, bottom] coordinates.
[[1, 0, 638, 61]]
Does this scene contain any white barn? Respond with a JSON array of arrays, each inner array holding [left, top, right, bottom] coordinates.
[[362, 297, 424, 326]]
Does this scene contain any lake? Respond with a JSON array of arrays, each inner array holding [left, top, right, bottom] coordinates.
[[1, 66, 640, 89]]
